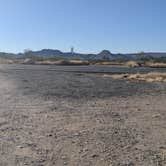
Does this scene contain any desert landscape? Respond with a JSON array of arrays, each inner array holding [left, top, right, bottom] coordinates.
[[1, 0, 166, 165], [0, 64, 165, 166]]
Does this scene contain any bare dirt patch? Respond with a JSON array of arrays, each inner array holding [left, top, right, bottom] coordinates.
[[0, 64, 166, 166]]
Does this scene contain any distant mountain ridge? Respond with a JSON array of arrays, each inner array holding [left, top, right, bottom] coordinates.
[[1, 49, 166, 60]]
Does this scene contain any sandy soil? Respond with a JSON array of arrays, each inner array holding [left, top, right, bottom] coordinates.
[[0, 64, 166, 166]]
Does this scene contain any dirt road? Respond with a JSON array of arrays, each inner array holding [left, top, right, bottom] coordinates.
[[0, 64, 166, 166]]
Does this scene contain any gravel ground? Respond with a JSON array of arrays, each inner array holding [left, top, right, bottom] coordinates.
[[0, 64, 166, 166]]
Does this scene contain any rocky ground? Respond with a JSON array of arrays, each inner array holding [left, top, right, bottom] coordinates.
[[0, 64, 166, 166]]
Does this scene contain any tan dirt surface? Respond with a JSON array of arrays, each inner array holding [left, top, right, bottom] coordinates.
[[0, 64, 166, 166]]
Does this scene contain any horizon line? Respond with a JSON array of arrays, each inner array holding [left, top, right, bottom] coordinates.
[[1, 48, 166, 55]]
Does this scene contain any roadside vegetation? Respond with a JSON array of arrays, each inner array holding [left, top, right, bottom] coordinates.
[[125, 61, 141, 68], [109, 72, 166, 82], [0, 50, 166, 67], [145, 62, 166, 68], [0, 57, 13, 64], [35, 59, 90, 65]]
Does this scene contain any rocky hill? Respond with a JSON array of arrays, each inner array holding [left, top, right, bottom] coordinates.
[[1, 49, 166, 60]]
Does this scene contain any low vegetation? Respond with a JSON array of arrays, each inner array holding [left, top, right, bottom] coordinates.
[[95, 61, 123, 65], [1, 51, 166, 67], [0, 58, 14, 64], [108, 72, 166, 82], [35, 59, 90, 65], [125, 61, 141, 68], [145, 62, 166, 68]]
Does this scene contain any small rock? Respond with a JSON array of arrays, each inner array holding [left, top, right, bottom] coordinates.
[[61, 156, 66, 160], [136, 108, 141, 111], [18, 145, 24, 149], [64, 161, 68, 165], [74, 133, 79, 136], [123, 161, 134, 166], [91, 154, 99, 158], [152, 114, 161, 118], [83, 148, 88, 152]]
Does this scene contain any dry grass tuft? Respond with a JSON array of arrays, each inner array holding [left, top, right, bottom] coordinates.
[[35, 60, 63, 65], [125, 61, 141, 68], [95, 61, 123, 65], [35, 59, 90, 65], [0, 58, 13, 64], [145, 62, 166, 68], [109, 72, 166, 82]]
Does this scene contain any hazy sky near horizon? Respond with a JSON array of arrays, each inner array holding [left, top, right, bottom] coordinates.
[[0, 0, 166, 53]]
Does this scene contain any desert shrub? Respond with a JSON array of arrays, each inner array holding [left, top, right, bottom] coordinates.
[[60, 60, 89, 65], [125, 61, 141, 68], [110, 72, 166, 82], [0, 58, 13, 64], [145, 62, 166, 68], [35, 59, 90, 65], [22, 58, 36, 64]]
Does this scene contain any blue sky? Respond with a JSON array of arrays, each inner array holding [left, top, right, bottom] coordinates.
[[0, 0, 166, 53]]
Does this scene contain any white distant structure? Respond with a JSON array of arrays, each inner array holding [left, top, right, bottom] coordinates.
[[71, 47, 74, 54]]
